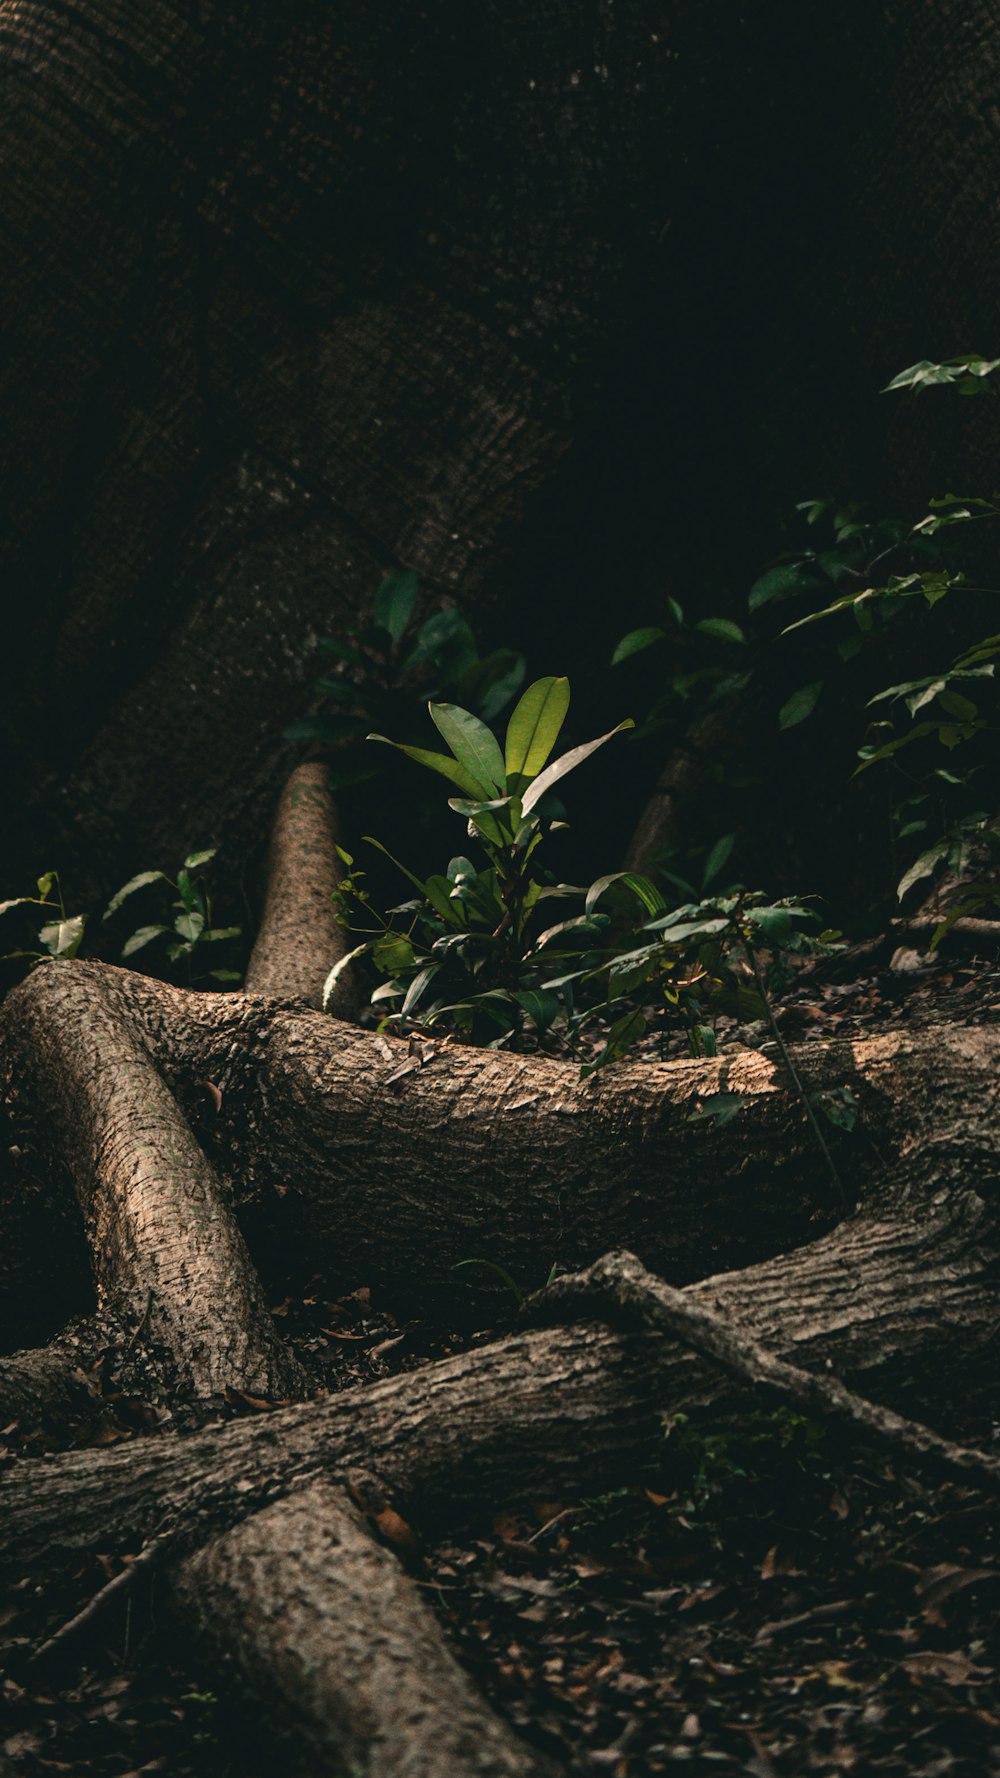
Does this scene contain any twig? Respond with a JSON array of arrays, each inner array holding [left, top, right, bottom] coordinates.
[[527, 1249, 1000, 1491], [31, 1534, 171, 1665]]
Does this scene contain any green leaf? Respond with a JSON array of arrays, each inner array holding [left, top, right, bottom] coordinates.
[[121, 924, 170, 958], [207, 969, 243, 983], [453, 1259, 524, 1306], [322, 942, 370, 1010], [503, 676, 571, 787], [174, 910, 205, 943], [746, 904, 793, 946], [702, 832, 735, 889], [520, 720, 634, 815], [897, 841, 949, 902], [36, 872, 56, 900], [695, 617, 746, 644], [580, 1007, 647, 1078], [512, 989, 560, 1030], [585, 871, 667, 918], [39, 915, 86, 960], [104, 871, 169, 919], [374, 568, 419, 646], [779, 682, 822, 729], [401, 964, 442, 1018], [611, 628, 665, 666], [367, 736, 484, 799], [749, 563, 818, 611], [373, 933, 416, 974], [183, 849, 217, 871], [428, 700, 506, 797], [200, 926, 242, 943], [686, 1093, 746, 1128]]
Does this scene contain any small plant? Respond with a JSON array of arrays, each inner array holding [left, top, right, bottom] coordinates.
[[753, 354, 1000, 942], [0, 850, 242, 987], [102, 848, 242, 983], [330, 678, 831, 1077]]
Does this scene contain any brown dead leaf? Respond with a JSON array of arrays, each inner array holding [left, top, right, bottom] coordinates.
[[372, 1506, 419, 1551], [900, 1649, 994, 1687]]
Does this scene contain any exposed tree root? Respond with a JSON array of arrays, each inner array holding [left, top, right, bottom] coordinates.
[[172, 1482, 551, 1777], [533, 1249, 1000, 1487], [623, 705, 739, 875], [245, 762, 358, 1014], [3, 774, 1000, 1771], [0, 1322, 101, 1428], [0, 963, 302, 1400]]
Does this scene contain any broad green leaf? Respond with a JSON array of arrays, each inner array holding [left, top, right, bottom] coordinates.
[[423, 874, 465, 926], [374, 568, 419, 645], [39, 916, 86, 959], [504, 676, 571, 786], [611, 629, 665, 666], [779, 682, 822, 728], [702, 832, 735, 889], [749, 563, 818, 611], [585, 871, 666, 918], [520, 720, 634, 815], [695, 617, 746, 644], [512, 989, 560, 1030], [174, 910, 205, 943], [897, 841, 948, 901], [104, 871, 168, 920], [401, 964, 442, 1018], [200, 926, 242, 943], [208, 969, 243, 983], [322, 942, 370, 1009], [183, 849, 217, 870], [36, 872, 56, 900], [373, 933, 415, 973], [746, 904, 792, 945], [367, 736, 484, 799], [121, 924, 170, 958], [429, 700, 506, 796]]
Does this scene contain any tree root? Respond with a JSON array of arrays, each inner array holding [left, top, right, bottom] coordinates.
[[245, 762, 358, 1013], [531, 1249, 1000, 1488], [171, 1482, 551, 1777], [0, 963, 303, 1400]]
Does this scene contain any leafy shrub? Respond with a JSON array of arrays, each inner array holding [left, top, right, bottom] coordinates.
[[751, 353, 1000, 940], [0, 850, 242, 987], [331, 678, 828, 1075]]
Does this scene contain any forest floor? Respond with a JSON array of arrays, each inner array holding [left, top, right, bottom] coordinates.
[[2, 943, 999, 1777]]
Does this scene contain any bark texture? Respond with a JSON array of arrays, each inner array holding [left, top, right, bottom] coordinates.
[[245, 762, 357, 1012], [172, 1482, 549, 1778]]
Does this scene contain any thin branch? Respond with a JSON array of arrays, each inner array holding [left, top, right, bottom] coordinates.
[[528, 1249, 1000, 1490]]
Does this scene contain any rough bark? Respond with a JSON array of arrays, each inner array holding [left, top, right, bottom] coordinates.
[[0, 961, 301, 1398], [172, 1482, 549, 1778], [245, 762, 358, 1013]]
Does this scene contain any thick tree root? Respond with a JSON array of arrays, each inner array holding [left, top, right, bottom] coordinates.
[[533, 1249, 1000, 1487], [0, 964, 302, 1399], [245, 762, 358, 1014], [171, 1482, 550, 1777], [0, 1323, 100, 1428]]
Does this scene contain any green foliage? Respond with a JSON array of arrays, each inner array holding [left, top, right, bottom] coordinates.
[[332, 679, 829, 1075], [755, 354, 1000, 934], [0, 851, 242, 986], [611, 596, 751, 744], [283, 568, 526, 791], [664, 1406, 829, 1531]]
